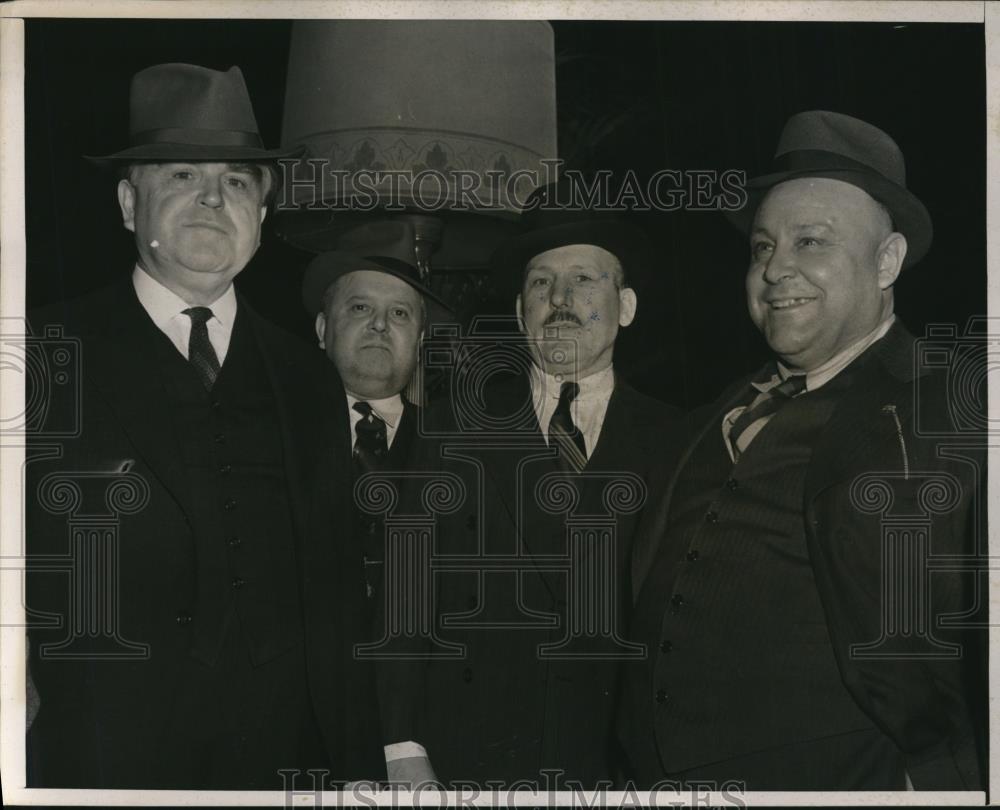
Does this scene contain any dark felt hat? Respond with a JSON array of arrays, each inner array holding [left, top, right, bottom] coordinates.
[[86, 63, 303, 164], [727, 110, 932, 267], [301, 220, 453, 322], [490, 178, 648, 300]]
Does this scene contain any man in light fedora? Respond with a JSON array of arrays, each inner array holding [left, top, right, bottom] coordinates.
[[619, 111, 985, 789], [298, 220, 453, 781], [404, 179, 684, 786], [26, 63, 348, 789]]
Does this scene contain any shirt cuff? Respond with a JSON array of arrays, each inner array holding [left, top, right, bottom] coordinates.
[[384, 741, 428, 762]]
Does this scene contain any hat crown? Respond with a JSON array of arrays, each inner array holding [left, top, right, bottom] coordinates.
[[774, 110, 906, 187], [519, 178, 633, 240], [129, 63, 260, 140]]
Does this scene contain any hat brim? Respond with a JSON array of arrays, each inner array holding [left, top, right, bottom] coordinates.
[[302, 253, 454, 324], [85, 143, 305, 166], [725, 168, 932, 268], [490, 219, 648, 301]]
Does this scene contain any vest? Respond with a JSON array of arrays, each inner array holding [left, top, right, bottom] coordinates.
[[151, 307, 302, 667], [634, 367, 881, 773]]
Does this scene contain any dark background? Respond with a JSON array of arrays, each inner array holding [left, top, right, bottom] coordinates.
[[24, 18, 986, 409]]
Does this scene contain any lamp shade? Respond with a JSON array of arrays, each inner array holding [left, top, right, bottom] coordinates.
[[276, 20, 558, 269]]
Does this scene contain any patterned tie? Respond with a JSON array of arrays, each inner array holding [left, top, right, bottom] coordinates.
[[352, 401, 390, 599], [728, 373, 808, 458], [547, 381, 588, 474], [183, 306, 220, 390], [352, 401, 389, 474]]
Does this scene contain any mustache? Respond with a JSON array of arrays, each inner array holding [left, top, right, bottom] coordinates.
[[543, 311, 583, 327]]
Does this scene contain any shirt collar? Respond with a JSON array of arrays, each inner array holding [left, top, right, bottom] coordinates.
[[346, 391, 405, 430], [132, 264, 238, 330], [530, 363, 616, 403], [753, 313, 896, 394]]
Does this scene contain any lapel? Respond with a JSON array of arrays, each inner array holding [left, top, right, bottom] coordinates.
[[630, 375, 750, 597], [74, 279, 196, 516], [803, 321, 918, 503], [246, 295, 352, 548], [581, 376, 644, 504], [387, 400, 418, 468]]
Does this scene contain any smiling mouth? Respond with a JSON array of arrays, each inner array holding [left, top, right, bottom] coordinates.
[[769, 297, 815, 310]]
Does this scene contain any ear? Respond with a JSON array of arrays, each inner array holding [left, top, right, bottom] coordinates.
[[259, 206, 267, 225], [117, 179, 137, 233], [618, 287, 637, 327], [314, 312, 327, 348], [876, 232, 907, 290], [515, 293, 525, 331]]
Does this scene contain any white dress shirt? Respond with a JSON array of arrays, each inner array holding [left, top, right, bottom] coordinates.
[[530, 363, 616, 457], [722, 313, 896, 461], [132, 265, 237, 363], [345, 392, 405, 450]]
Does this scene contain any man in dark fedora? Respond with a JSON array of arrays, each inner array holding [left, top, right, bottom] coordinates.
[[25, 63, 347, 789], [405, 179, 684, 786], [619, 111, 985, 789], [298, 220, 452, 781]]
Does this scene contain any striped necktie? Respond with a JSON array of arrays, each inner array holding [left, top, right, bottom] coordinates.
[[183, 306, 220, 390], [729, 373, 808, 458], [548, 381, 588, 473]]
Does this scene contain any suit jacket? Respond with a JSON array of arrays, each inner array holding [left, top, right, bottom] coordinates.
[[624, 322, 985, 788], [24, 278, 357, 787], [409, 370, 684, 785], [303, 394, 422, 781]]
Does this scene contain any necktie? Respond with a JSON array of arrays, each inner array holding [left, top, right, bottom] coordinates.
[[353, 401, 390, 599], [547, 381, 588, 474], [353, 401, 389, 474], [728, 373, 808, 458], [183, 306, 220, 390]]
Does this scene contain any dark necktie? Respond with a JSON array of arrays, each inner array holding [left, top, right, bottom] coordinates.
[[353, 401, 389, 474], [547, 381, 588, 474], [183, 306, 220, 391], [728, 373, 808, 458]]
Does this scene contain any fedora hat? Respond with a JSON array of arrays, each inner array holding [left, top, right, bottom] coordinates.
[[727, 110, 932, 267], [301, 220, 453, 323], [87, 63, 302, 164], [490, 178, 649, 300]]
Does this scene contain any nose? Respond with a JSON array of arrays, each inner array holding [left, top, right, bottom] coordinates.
[[761, 241, 797, 284], [197, 172, 224, 209], [550, 276, 574, 308], [368, 307, 388, 333]]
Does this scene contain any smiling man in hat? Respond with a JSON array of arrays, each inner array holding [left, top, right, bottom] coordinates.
[[401, 179, 684, 787], [619, 111, 985, 790], [25, 63, 351, 789]]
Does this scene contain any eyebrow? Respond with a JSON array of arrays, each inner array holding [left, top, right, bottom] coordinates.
[[525, 264, 598, 273], [751, 222, 835, 236], [343, 295, 414, 308], [224, 162, 262, 178]]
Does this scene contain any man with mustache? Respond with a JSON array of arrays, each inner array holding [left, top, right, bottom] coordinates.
[[618, 111, 985, 790], [407, 180, 683, 786], [25, 63, 351, 789]]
